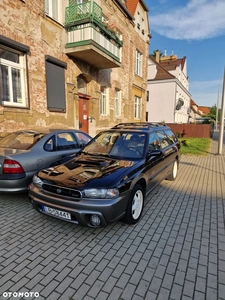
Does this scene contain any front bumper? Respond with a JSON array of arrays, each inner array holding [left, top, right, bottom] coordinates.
[[29, 183, 128, 227]]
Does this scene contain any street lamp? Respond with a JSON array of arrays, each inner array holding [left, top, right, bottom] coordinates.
[[216, 79, 222, 130], [218, 67, 225, 155]]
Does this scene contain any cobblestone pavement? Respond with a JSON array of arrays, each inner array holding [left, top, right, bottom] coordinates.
[[0, 134, 225, 300]]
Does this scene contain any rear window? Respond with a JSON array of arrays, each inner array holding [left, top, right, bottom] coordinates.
[[0, 132, 45, 150]]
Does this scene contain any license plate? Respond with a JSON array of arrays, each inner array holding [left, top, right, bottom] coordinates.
[[42, 205, 71, 220]]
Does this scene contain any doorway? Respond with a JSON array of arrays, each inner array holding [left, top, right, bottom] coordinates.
[[78, 93, 90, 133]]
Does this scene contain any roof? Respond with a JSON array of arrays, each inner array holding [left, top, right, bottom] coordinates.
[[160, 56, 186, 72], [125, 0, 149, 15], [190, 99, 198, 107], [149, 55, 175, 81], [199, 106, 210, 115], [126, 0, 138, 14]]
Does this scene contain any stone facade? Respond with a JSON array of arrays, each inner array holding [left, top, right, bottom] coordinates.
[[0, 0, 150, 137]]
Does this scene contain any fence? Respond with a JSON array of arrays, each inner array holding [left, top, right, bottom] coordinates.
[[166, 123, 214, 138]]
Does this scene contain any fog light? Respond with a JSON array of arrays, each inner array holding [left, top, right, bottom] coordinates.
[[90, 214, 101, 227]]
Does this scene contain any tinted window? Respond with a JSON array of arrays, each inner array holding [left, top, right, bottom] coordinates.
[[156, 131, 171, 149], [148, 132, 160, 152], [74, 132, 91, 146], [44, 135, 56, 152], [56, 132, 78, 150], [164, 129, 177, 143]]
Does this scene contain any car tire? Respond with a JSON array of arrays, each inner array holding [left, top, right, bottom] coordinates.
[[167, 159, 178, 181], [122, 184, 144, 224]]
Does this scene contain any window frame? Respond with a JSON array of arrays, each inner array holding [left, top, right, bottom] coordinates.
[[44, 0, 64, 24], [114, 88, 121, 117], [135, 49, 142, 77], [100, 85, 108, 116], [134, 95, 141, 119], [0, 44, 28, 108]]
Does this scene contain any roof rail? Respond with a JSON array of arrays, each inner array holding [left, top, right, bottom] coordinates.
[[112, 122, 166, 128]]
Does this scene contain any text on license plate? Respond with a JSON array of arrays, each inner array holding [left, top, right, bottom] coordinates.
[[42, 206, 71, 220]]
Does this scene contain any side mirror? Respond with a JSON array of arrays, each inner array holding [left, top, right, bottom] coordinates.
[[146, 149, 162, 159]]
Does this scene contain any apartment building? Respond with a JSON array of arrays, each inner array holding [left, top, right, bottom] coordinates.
[[147, 52, 191, 123], [0, 0, 150, 136]]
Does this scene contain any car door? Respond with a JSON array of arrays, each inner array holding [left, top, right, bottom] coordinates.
[[156, 130, 175, 177], [145, 132, 165, 191]]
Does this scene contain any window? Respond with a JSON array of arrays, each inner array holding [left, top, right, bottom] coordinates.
[[0, 45, 27, 107], [77, 75, 87, 94], [102, 14, 109, 26], [114, 89, 121, 117], [135, 50, 142, 76], [156, 131, 170, 149], [100, 85, 107, 115], [134, 96, 141, 119], [148, 132, 160, 152], [146, 90, 149, 102], [56, 132, 78, 151], [45, 56, 67, 112], [164, 129, 177, 143], [44, 0, 64, 23]]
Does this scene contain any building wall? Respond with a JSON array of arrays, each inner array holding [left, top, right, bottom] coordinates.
[[146, 81, 175, 123], [0, 0, 150, 136], [147, 56, 191, 123]]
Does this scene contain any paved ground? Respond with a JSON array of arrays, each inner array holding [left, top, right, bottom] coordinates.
[[0, 131, 225, 300]]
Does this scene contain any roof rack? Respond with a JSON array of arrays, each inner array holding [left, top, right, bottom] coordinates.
[[112, 122, 166, 129]]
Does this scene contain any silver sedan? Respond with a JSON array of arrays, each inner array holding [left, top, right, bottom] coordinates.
[[0, 129, 92, 192]]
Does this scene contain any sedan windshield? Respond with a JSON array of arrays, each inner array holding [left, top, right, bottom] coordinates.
[[0, 132, 45, 150], [83, 131, 146, 158]]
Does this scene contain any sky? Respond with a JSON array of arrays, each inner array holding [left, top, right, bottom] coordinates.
[[145, 0, 225, 108]]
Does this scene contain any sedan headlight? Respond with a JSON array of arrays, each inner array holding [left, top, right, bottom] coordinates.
[[32, 175, 43, 188], [82, 188, 119, 199]]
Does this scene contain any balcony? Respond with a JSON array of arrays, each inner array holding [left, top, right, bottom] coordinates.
[[64, 1, 123, 69]]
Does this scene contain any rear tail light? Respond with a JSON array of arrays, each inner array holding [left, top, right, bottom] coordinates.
[[3, 159, 25, 174]]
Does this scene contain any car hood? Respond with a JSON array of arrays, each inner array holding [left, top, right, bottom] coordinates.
[[38, 153, 139, 189]]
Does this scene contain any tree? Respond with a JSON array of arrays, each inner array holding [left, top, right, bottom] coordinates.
[[209, 104, 220, 121]]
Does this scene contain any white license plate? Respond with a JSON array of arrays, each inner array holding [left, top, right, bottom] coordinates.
[[42, 206, 71, 220]]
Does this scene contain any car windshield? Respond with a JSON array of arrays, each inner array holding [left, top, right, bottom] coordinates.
[[83, 131, 146, 158], [0, 132, 45, 150]]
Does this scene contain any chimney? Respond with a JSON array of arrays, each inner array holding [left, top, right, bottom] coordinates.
[[156, 51, 160, 63]]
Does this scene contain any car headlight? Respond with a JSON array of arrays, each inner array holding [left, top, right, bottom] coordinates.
[[82, 188, 119, 199], [33, 175, 43, 188]]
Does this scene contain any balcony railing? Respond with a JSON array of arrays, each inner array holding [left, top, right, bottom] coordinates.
[[65, 1, 102, 26], [64, 1, 122, 68], [66, 23, 121, 60]]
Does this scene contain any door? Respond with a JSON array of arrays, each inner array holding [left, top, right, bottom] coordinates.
[[78, 93, 90, 134], [145, 132, 165, 191]]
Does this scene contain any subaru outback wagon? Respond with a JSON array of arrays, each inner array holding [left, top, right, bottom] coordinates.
[[29, 123, 181, 227]]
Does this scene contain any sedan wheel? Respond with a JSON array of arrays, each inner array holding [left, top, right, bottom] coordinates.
[[122, 184, 144, 224]]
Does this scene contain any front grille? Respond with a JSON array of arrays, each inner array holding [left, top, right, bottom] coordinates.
[[42, 183, 82, 199]]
